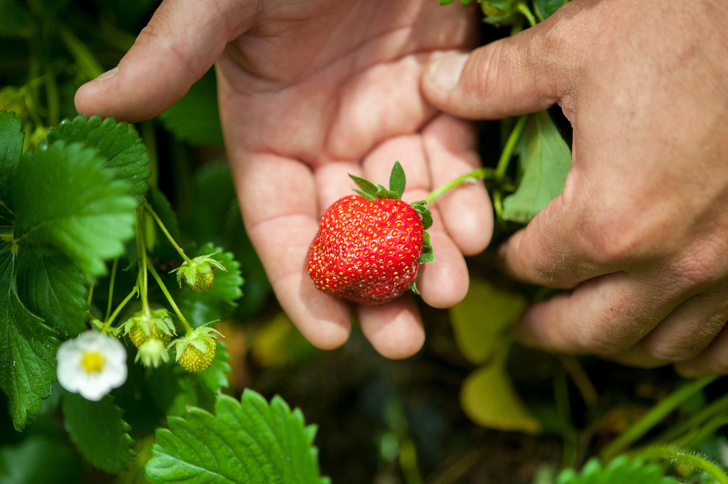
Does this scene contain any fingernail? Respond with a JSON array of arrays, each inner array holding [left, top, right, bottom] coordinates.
[[429, 53, 469, 91], [96, 67, 118, 81]]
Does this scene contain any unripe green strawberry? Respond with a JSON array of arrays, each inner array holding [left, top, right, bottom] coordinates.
[[128, 322, 172, 348], [187, 266, 216, 293], [168, 324, 223, 373], [177, 336, 216, 373], [121, 309, 175, 349], [306, 162, 433, 304], [172, 254, 226, 293]]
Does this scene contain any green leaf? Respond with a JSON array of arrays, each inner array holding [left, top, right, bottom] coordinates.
[[61, 392, 135, 473], [389, 161, 406, 199], [536, 0, 567, 19], [146, 390, 329, 484], [480, 0, 520, 24], [460, 350, 540, 434], [11, 140, 137, 277], [554, 457, 678, 484], [0, 111, 23, 224], [15, 251, 88, 338], [158, 69, 224, 146], [418, 231, 434, 264], [0, 0, 34, 38], [47, 115, 151, 198], [174, 244, 243, 325], [0, 245, 60, 431], [449, 277, 526, 365], [147, 342, 230, 416], [0, 434, 83, 483], [502, 111, 572, 223], [410, 201, 432, 230], [349, 174, 379, 200]]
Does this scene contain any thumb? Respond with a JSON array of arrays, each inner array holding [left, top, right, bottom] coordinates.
[[421, 12, 581, 120], [75, 0, 252, 123]]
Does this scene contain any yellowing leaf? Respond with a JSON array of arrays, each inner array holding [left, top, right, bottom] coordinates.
[[449, 277, 526, 365], [461, 352, 541, 434], [251, 312, 321, 368]]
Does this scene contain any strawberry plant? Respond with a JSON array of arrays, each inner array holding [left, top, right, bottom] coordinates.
[[2, 0, 728, 483]]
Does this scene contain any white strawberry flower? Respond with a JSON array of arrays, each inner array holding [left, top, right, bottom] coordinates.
[[56, 331, 127, 401]]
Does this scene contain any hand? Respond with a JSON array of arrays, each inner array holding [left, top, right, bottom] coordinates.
[[75, 0, 493, 358], [422, 0, 728, 375]]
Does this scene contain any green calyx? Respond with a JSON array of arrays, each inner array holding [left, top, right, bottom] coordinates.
[[119, 308, 176, 340], [171, 253, 227, 293], [349, 160, 407, 201], [349, 161, 435, 265]]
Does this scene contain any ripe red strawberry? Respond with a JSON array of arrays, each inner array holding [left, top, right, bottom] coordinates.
[[306, 162, 433, 304]]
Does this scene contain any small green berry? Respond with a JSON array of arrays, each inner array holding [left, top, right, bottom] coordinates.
[[120, 309, 176, 349], [177, 336, 216, 373], [168, 324, 223, 374], [172, 253, 227, 293]]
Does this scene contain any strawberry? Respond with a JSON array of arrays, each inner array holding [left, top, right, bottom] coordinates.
[[176, 336, 216, 373], [121, 309, 175, 348], [306, 162, 433, 304], [168, 324, 223, 373], [129, 321, 172, 348], [171, 253, 227, 293]]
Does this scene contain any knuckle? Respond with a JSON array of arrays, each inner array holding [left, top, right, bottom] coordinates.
[[648, 343, 702, 363], [569, 322, 630, 356], [669, 243, 726, 290], [571, 211, 640, 267]]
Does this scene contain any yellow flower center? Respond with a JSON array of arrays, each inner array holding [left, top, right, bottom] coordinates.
[[81, 351, 106, 374]]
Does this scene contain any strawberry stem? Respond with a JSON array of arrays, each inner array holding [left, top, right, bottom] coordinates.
[[424, 167, 493, 204], [136, 209, 153, 321], [101, 286, 138, 335], [424, 114, 529, 205], [104, 258, 118, 322], [144, 202, 193, 265], [495, 114, 529, 181], [147, 263, 194, 334]]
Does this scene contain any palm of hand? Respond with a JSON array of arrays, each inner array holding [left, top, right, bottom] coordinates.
[[215, 0, 492, 357]]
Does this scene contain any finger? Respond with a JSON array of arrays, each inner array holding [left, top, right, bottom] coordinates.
[[514, 272, 675, 356], [356, 296, 425, 359], [676, 325, 728, 377], [421, 113, 492, 256], [421, 2, 586, 120], [610, 291, 728, 368], [362, 135, 469, 308], [75, 0, 251, 122], [313, 160, 363, 210], [231, 152, 352, 350], [497, 183, 613, 289], [416, 231, 469, 308]]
